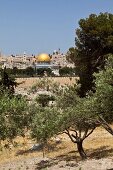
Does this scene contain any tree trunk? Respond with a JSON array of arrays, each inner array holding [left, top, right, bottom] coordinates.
[[77, 140, 87, 160]]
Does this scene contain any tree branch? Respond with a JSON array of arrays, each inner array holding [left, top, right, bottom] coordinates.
[[66, 129, 77, 143], [69, 128, 78, 137], [82, 126, 96, 140], [99, 115, 113, 135], [82, 128, 88, 140], [85, 127, 96, 139], [57, 131, 68, 135]]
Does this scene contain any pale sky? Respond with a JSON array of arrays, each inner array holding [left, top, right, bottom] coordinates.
[[0, 0, 113, 55]]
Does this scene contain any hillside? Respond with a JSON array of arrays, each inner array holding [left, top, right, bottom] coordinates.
[[0, 126, 113, 169]]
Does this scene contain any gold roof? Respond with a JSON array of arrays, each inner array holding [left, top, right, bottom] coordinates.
[[36, 53, 50, 62]]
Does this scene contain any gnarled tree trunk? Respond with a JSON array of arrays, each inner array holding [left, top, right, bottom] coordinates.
[[65, 127, 95, 160], [77, 140, 87, 160]]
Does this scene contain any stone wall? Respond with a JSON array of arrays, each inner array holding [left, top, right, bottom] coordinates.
[[16, 77, 79, 89]]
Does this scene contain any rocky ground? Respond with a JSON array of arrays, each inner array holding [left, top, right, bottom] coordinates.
[[0, 127, 113, 170], [0, 155, 113, 170]]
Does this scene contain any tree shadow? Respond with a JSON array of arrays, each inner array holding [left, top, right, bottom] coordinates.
[[15, 141, 64, 156], [35, 151, 79, 170], [87, 146, 113, 159], [16, 144, 43, 156], [35, 146, 113, 170]]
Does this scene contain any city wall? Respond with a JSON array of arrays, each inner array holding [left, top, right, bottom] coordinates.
[[16, 77, 79, 89]]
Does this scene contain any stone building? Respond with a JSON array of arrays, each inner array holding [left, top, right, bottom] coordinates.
[[0, 51, 74, 74]]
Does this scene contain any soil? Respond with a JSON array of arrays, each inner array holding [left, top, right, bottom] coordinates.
[[0, 127, 113, 170], [0, 155, 113, 170]]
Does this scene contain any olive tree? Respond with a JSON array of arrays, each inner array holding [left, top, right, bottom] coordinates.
[[0, 93, 28, 142], [86, 54, 113, 134], [30, 85, 97, 159]]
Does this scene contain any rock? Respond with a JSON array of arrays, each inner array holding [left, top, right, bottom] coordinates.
[[50, 137, 62, 144], [30, 143, 43, 151], [55, 137, 62, 144]]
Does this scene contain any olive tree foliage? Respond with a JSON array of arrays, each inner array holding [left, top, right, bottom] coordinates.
[[30, 99, 97, 159], [71, 54, 113, 139], [31, 107, 62, 143], [0, 69, 29, 142], [85, 54, 113, 133], [0, 94, 28, 142], [57, 84, 80, 108]]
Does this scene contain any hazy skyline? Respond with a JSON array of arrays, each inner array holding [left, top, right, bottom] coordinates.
[[0, 0, 113, 55]]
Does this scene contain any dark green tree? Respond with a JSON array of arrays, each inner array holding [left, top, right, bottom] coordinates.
[[66, 47, 76, 64], [74, 12, 113, 96], [0, 67, 17, 95], [37, 68, 52, 76], [25, 67, 35, 76], [12, 67, 18, 75], [59, 67, 75, 76]]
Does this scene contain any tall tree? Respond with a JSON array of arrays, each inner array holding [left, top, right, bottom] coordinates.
[[66, 47, 76, 63], [74, 12, 113, 96]]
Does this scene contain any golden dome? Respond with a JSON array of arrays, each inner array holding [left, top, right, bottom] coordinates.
[[36, 53, 51, 62]]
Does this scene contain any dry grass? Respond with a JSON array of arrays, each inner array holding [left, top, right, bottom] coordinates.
[[0, 126, 113, 165]]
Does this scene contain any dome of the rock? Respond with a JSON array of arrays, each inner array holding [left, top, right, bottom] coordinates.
[[36, 53, 51, 62]]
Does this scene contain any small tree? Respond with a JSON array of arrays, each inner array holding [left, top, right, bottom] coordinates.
[[35, 94, 55, 107], [31, 107, 61, 145], [0, 67, 17, 95]]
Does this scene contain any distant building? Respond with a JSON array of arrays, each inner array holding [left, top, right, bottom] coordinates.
[[0, 50, 74, 75]]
